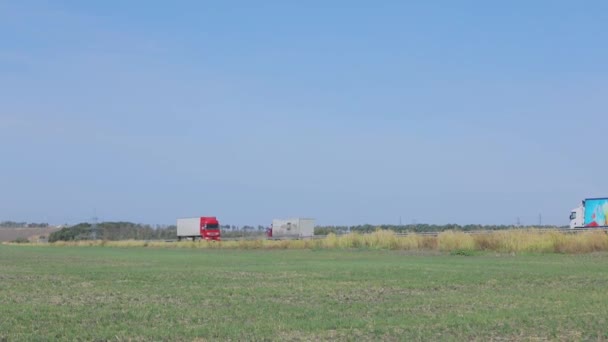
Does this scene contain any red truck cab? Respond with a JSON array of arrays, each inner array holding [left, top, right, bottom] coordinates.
[[201, 217, 221, 241]]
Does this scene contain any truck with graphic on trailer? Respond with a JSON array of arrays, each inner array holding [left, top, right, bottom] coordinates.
[[177, 217, 221, 241], [569, 198, 608, 229]]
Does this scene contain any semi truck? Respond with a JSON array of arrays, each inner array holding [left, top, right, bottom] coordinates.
[[569, 198, 608, 228], [270, 218, 315, 238], [177, 217, 221, 241]]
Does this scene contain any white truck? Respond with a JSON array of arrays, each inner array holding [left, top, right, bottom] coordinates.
[[270, 218, 315, 238], [569, 198, 608, 229]]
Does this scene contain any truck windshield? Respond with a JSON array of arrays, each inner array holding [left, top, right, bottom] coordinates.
[[205, 224, 219, 230], [570, 212, 576, 220]]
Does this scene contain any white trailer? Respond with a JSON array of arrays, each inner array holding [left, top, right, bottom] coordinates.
[[177, 218, 200, 238], [271, 218, 315, 238]]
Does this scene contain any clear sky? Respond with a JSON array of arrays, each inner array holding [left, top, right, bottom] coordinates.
[[1, 1, 607, 226]]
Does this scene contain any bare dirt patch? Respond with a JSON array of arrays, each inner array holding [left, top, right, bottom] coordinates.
[[0, 227, 60, 242]]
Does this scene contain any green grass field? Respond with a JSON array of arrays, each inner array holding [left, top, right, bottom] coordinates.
[[1, 245, 608, 341]]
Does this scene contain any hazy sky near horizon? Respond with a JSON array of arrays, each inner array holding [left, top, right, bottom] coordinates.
[[1, 1, 607, 226]]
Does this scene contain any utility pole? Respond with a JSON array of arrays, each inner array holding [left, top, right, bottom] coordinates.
[[91, 208, 98, 240], [517, 217, 521, 227]]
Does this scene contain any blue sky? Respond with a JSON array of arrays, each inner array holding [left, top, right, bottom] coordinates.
[[1, 1, 607, 226]]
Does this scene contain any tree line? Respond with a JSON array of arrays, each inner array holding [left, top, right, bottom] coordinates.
[[49, 222, 176, 242], [1, 221, 50, 228], [315, 223, 567, 235], [48, 222, 270, 241]]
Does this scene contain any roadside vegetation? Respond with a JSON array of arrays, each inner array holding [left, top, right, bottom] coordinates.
[[44, 220, 568, 243], [23, 229, 608, 254]]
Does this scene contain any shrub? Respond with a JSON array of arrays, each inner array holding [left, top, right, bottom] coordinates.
[[450, 249, 477, 256]]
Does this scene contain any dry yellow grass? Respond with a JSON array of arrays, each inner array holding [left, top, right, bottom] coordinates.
[[437, 231, 476, 251], [9, 229, 608, 254]]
